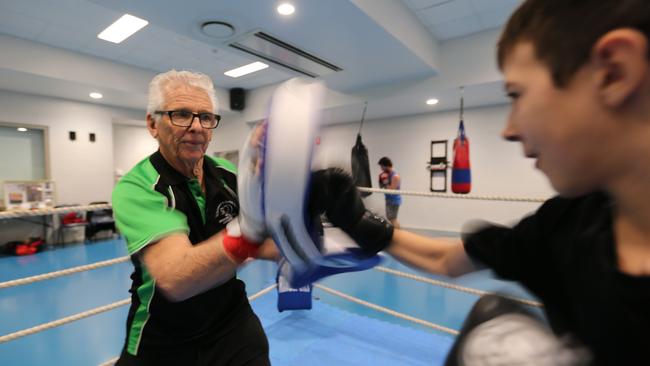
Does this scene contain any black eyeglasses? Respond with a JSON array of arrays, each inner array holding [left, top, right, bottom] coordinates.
[[154, 110, 221, 129]]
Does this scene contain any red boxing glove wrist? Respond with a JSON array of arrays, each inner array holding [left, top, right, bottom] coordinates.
[[223, 231, 260, 264]]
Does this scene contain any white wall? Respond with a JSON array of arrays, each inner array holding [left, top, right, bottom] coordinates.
[[0, 89, 556, 243], [0, 126, 45, 182], [316, 104, 556, 232], [113, 124, 158, 180], [207, 114, 252, 157], [112, 113, 252, 176], [0, 89, 141, 205], [0, 90, 140, 243], [109, 104, 556, 233]]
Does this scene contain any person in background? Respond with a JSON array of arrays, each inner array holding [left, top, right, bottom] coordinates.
[[377, 156, 401, 229]]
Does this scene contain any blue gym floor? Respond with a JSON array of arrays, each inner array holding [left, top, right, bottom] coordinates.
[[0, 229, 541, 365]]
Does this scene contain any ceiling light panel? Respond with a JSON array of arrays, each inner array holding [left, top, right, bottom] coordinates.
[[224, 62, 269, 78], [277, 3, 295, 15], [97, 14, 149, 44]]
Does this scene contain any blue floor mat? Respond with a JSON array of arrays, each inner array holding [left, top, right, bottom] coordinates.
[[3, 233, 524, 365], [253, 291, 454, 366], [0, 286, 454, 366]]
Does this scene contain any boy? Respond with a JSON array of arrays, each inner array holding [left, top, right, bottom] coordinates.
[[310, 1, 650, 364]]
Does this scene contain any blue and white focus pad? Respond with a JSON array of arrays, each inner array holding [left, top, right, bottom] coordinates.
[[237, 122, 267, 242], [263, 77, 381, 288], [279, 248, 382, 288]]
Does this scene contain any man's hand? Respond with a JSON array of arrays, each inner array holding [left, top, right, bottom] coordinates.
[[237, 122, 268, 243], [223, 122, 270, 264], [256, 238, 281, 261], [309, 168, 394, 254]]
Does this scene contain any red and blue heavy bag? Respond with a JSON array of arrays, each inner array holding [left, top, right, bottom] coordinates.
[[451, 120, 471, 194]]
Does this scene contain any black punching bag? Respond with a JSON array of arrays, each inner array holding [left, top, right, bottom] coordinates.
[[351, 102, 372, 197], [351, 133, 372, 197]]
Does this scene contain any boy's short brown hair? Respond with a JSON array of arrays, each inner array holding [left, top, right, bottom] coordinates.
[[497, 0, 650, 87], [378, 157, 393, 167]]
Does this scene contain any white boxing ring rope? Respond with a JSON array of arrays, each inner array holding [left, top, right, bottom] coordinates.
[[0, 188, 548, 364], [313, 284, 459, 336], [0, 284, 279, 344], [0, 299, 132, 344], [373, 266, 543, 308], [0, 186, 546, 222], [0, 256, 131, 289], [358, 187, 547, 203], [0, 257, 541, 347], [0, 255, 541, 308]]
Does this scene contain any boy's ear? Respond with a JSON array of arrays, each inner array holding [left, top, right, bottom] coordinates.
[[592, 28, 649, 107]]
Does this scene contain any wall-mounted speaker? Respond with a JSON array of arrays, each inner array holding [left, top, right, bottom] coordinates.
[[230, 88, 246, 111]]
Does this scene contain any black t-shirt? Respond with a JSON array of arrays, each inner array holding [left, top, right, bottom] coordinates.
[[464, 192, 650, 365]]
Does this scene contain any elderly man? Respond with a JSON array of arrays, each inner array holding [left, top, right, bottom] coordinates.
[[112, 70, 277, 366]]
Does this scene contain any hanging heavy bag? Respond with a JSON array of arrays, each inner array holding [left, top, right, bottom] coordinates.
[[452, 88, 471, 194], [351, 102, 372, 197], [451, 120, 471, 193], [351, 134, 372, 197]]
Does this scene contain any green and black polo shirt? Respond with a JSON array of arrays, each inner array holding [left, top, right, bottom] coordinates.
[[112, 151, 252, 355]]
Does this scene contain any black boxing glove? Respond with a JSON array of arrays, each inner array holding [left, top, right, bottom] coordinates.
[[309, 168, 394, 254]]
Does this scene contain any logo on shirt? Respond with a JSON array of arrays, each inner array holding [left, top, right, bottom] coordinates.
[[215, 200, 237, 225]]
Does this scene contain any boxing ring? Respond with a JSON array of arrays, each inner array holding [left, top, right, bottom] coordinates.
[[0, 189, 546, 365]]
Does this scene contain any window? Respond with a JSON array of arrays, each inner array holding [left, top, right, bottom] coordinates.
[[0, 123, 48, 206]]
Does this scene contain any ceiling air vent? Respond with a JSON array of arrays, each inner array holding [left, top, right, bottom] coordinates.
[[229, 31, 342, 78]]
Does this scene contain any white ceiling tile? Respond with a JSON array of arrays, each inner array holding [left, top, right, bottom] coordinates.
[[0, 11, 48, 40], [4, 0, 108, 32], [126, 49, 170, 71], [181, 58, 221, 75], [117, 52, 160, 72], [430, 14, 483, 40], [36, 25, 96, 51], [419, 0, 474, 25], [79, 39, 132, 62], [181, 44, 225, 67], [122, 26, 220, 71], [4, 0, 83, 21], [477, 6, 514, 30], [150, 57, 187, 74], [404, 0, 452, 11], [414, 12, 435, 28], [0, 0, 508, 119], [468, 0, 522, 13], [148, 59, 176, 73]]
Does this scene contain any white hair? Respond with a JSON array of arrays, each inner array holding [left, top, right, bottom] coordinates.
[[146, 70, 219, 116]]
